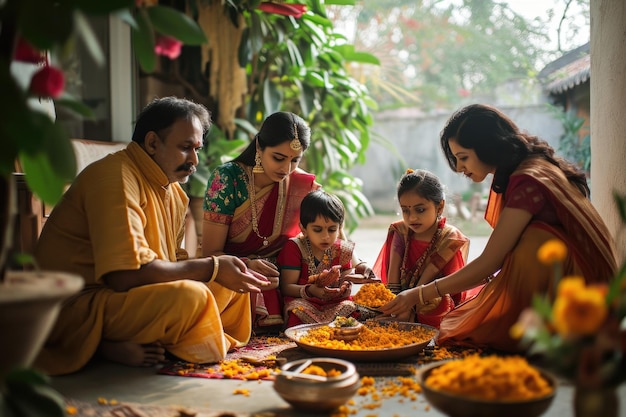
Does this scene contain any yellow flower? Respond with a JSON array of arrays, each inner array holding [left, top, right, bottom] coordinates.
[[556, 275, 586, 297], [552, 277, 608, 337], [537, 239, 568, 265]]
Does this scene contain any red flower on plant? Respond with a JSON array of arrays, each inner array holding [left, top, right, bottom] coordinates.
[[258, 2, 307, 18], [29, 65, 65, 99], [14, 37, 44, 64], [155, 35, 182, 59]]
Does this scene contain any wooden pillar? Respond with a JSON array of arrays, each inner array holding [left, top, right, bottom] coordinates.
[[590, 0, 626, 262]]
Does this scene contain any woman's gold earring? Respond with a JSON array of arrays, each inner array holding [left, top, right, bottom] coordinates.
[[253, 151, 264, 174]]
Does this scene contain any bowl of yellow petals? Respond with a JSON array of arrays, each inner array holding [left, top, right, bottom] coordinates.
[[417, 355, 556, 417]]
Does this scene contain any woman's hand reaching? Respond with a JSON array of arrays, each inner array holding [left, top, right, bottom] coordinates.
[[379, 287, 418, 317]]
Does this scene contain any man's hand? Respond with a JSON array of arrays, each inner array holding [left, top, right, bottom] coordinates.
[[213, 255, 273, 294], [245, 258, 280, 290]]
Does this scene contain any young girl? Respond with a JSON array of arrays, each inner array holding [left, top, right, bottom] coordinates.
[[373, 169, 477, 328], [278, 190, 370, 328]]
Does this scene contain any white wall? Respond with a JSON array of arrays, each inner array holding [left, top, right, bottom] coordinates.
[[351, 104, 563, 213]]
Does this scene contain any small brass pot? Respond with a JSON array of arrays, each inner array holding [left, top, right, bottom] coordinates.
[[273, 357, 360, 411]]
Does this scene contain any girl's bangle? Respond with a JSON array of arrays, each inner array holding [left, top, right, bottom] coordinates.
[[209, 256, 220, 283], [300, 284, 312, 300], [386, 283, 402, 295]]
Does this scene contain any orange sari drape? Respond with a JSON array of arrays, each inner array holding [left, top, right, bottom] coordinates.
[[438, 158, 617, 352]]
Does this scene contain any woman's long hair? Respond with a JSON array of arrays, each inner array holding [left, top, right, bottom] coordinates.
[[440, 104, 589, 197], [234, 112, 311, 166]]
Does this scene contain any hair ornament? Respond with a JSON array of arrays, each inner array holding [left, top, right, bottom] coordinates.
[[290, 123, 302, 151], [406, 168, 414, 174]]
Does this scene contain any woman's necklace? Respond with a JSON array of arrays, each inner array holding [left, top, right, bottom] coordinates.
[[400, 223, 442, 289], [304, 237, 333, 274], [244, 167, 285, 246]]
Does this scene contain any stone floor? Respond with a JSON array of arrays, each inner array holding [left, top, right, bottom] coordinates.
[[49, 216, 626, 416]]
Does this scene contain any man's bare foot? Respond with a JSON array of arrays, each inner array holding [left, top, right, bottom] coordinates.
[[99, 341, 166, 367]]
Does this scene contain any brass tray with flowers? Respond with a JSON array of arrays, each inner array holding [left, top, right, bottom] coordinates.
[[284, 317, 438, 361]]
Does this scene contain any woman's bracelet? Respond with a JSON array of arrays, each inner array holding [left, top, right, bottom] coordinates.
[[300, 284, 312, 300], [209, 255, 220, 283], [434, 279, 442, 297], [418, 285, 426, 305]]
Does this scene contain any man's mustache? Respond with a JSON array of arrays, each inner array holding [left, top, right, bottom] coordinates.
[[177, 163, 196, 174]]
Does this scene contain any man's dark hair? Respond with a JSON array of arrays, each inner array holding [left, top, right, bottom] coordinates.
[[132, 96, 211, 144]]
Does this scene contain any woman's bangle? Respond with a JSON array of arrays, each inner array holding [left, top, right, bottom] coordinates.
[[209, 255, 220, 283], [300, 284, 312, 300], [434, 279, 442, 297], [418, 285, 426, 305]]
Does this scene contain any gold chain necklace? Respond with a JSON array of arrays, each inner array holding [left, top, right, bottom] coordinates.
[[304, 237, 333, 274], [400, 224, 442, 289], [244, 166, 286, 246]]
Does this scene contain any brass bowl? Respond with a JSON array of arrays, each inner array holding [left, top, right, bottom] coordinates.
[[273, 358, 360, 411], [417, 361, 557, 417], [329, 321, 363, 342]]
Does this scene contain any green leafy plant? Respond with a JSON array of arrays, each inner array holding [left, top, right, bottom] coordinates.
[[547, 103, 591, 172], [241, 0, 380, 230], [0, 368, 66, 417], [0, 0, 207, 276]]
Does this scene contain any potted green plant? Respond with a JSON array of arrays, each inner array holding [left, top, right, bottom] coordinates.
[[0, 0, 207, 386]]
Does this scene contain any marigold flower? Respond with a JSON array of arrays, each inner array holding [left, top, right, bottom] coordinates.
[[29, 65, 65, 98], [556, 275, 586, 297], [537, 239, 567, 265], [552, 277, 608, 337], [155, 35, 182, 59], [258, 2, 307, 18], [14, 37, 45, 63]]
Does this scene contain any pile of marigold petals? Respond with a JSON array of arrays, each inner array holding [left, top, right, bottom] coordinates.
[[425, 354, 553, 401], [174, 358, 278, 380], [353, 283, 396, 308], [299, 321, 436, 350]]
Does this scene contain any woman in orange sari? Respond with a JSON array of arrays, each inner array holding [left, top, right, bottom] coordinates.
[[202, 112, 320, 331], [380, 104, 617, 352]]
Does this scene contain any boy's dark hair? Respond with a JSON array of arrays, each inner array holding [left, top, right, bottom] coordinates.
[[397, 169, 445, 205], [132, 96, 211, 144], [300, 190, 345, 227]]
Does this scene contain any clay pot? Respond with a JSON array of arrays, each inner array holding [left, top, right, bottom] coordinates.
[[0, 271, 83, 378]]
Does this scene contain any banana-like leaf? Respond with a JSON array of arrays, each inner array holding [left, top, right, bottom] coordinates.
[[147, 5, 207, 45], [132, 10, 156, 73]]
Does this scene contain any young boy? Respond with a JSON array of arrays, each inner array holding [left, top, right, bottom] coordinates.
[[278, 190, 371, 328]]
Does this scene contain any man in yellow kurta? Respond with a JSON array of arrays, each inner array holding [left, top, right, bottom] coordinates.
[[35, 97, 272, 375]]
